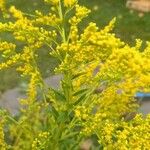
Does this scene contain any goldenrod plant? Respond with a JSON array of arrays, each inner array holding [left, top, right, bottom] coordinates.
[[0, 0, 150, 149]]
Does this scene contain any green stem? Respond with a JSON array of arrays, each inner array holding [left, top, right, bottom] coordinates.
[[7, 116, 19, 125], [31, 49, 47, 103], [58, 0, 66, 43], [57, 0, 73, 105]]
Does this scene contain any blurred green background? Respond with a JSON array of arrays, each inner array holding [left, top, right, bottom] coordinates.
[[0, 0, 150, 93]]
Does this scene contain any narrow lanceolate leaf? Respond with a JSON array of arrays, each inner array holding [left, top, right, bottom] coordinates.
[[72, 72, 86, 80], [51, 88, 66, 102], [57, 111, 68, 123], [73, 88, 88, 96], [50, 105, 59, 120], [73, 93, 87, 106]]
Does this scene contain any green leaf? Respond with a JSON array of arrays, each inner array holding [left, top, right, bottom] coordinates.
[[51, 88, 66, 102], [72, 72, 86, 80], [50, 106, 59, 120], [57, 111, 68, 123], [73, 93, 86, 106], [73, 88, 88, 96]]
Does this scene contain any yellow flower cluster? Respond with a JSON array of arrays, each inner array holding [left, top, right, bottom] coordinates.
[[69, 5, 91, 25], [0, 41, 16, 51], [0, 54, 21, 70], [57, 19, 124, 88], [44, 0, 59, 5], [17, 64, 40, 102], [0, 6, 52, 105], [34, 10, 61, 27], [55, 4, 150, 147], [0, 41, 16, 57], [9, 6, 23, 19], [32, 132, 50, 149], [1, 0, 150, 149], [0, 120, 7, 150], [0, 1, 61, 122], [98, 114, 150, 149], [75, 106, 90, 120], [64, 0, 76, 7], [0, 0, 5, 12]]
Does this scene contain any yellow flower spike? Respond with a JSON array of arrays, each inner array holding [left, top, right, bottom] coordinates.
[[27, 72, 39, 101], [75, 4, 91, 18], [0, 0, 150, 149], [0, 54, 21, 70], [69, 5, 91, 25], [0, 120, 7, 149], [135, 39, 142, 50], [70, 25, 79, 43], [103, 17, 116, 33], [34, 12, 61, 26], [75, 109, 81, 118], [0, 42, 16, 52], [0, 0, 5, 12], [64, 0, 76, 7], [44, 0, 59, 5], [32, 131, 50, 149], [9, 6, 23, 19]]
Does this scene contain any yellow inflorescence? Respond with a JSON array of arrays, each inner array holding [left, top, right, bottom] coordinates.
[[9, 6, 23, 19], [0, 0, 150, 149], [64, 0, 76, 7], [98, 114, 150, 149], [0, 0, 5, 11], [69, 5, 91, 25], [44, 0, 59, 5], [0, 120, 7, 150], [34, 10, 61, 26], [0, 54, 21, 70], [32, 132, 50, 149]]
